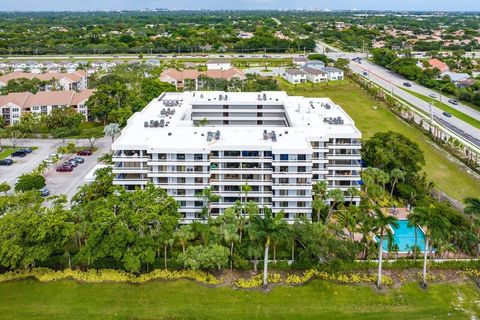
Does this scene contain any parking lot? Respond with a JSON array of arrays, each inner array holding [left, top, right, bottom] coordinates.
[[0, 138, 111, 200]]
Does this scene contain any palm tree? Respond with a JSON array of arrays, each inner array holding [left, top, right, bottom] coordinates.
[[336, 205, 359, 240], [389, 169, 405, 199], [220, 222, 240, 270], [347, 186, 360, 205], [174, 225, 195, 255], [249, 209, 287, 288], [371, 207, 398, 288], [104, 123, 121, 144], [196, 187, 220, 220], [241, 183, 252, 217], [326, 188, 345, 224], [312, 181, 328, 222], [464, 198, 480, 256], [411, 205, 449, 288], [407, 210, 422, 262]]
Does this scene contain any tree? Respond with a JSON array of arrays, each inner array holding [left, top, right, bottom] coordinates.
[[0, 182, 10, 195], [140, 78, 176, 102], [326, 189, 345, 224], [312, 181, 328, 222], [363, 131, 425, 176], [14, 174, 46, 192], [410, 205, 450, 288], [174, 225, 195, 255], [196, 187, 220, 220], [104, 123, 121, 144], [371, 207, 398, 288], [219, 220, 240, 270], [177, 244, 229, 270], [389, 168, 405, 199], [248, 209, 287, 288]]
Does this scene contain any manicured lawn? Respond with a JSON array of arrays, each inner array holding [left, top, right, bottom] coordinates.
[[401, 88, 480, 129], [0, 147, 15, 160], [278, 79, 480, 201], [0, 279, 478, 319]]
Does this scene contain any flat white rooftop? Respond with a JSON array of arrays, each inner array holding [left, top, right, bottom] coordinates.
[[113, 91, 361, 152]]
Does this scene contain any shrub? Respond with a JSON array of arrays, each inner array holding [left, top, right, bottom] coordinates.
[[14, 174, 46, 192]]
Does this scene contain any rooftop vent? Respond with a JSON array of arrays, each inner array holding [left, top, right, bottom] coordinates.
[[324, 117, 344, 125], [144, 121, 149, 127], [263, 93, 267, 101], [263, 129, 268, 140], [271, 131, 277, 142]]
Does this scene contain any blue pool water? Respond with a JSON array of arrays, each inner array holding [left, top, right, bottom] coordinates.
[[377, 220, 427, 253]]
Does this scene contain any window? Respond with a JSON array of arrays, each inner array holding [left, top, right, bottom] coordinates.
[[298, 154, 306, 161], [279, 178, 289, 184], [177, 177, 186, 184], [298, 166, 306, 173], [280, 154, 289, 161], [176, 189, 186, 196], [158, 154, 167, 160], [176, 154, 185, 160], [194, 177, 203, 184], [32, 107, 39, 111], [224, 151, 240, 157], [279, 201, 289, 207], [194, 201, 204, 207], [297, 201, 307, 208], [264, 151, 272, 157], [194, 154, 203, 161], [12, 108, 19, 112]]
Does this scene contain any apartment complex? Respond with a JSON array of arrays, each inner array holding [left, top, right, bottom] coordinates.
[[0, 70, 88, 91], [0, 89, 94, 125], [112, 91, 362, 222]]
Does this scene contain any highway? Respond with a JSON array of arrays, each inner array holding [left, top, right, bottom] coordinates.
[[315, 42, 480, 147]]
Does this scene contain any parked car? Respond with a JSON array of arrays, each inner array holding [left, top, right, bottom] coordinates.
[[403, 82, 412, 87], [0, 159, 13, 166], [448, 99, 459, 105], [77, 149, 93, 156], [56, 165, 73, 172], [39, 187, 50, 197], [362, 71, 368, 76], [11, 150, 27, 157], [73, 157, 85, 163], [443, 112, 452, 117], [429, 93, 437, 98], [18, 147, 32, 153], [67, 160, 78, 167]]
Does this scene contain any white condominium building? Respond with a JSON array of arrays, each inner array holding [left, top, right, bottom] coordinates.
[[112, 91, 362, 222]]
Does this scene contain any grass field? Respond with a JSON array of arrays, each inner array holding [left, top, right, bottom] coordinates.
[[278, 79, 480, 201], [401, 88, 480, 129], [0, 279, 478, 319]]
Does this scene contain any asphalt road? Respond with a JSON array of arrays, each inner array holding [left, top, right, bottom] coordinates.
[[315, 41, 480, 146]]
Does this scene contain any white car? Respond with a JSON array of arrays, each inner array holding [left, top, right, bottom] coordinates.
[[429, 93, 437, 98]]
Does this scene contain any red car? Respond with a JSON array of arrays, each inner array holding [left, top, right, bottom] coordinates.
[[56, 165, 73, 172], [77, 149, 93, 156]]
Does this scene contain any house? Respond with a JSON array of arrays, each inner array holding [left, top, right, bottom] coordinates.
[[303, 60, 325, 70], [440, 71, 473, 87], [428, 58, 449, 73], [293, 57, 308, 66], [206, 60, 232, 70], [146, 59, 161, 67], [323, 67, 344, 81], [160, 68, 246, 90], [0, 89, 94, 125], [303, 67, 328, 83], [283, 69, 307, 84], [0, 70, 88, 91]]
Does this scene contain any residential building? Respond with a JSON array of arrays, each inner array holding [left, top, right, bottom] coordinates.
[[0, 89, 94, 125], [283, 69, 307, 84], [303, 60, 325, 70], [303, 67, 328, 83], [160, 68, 246, 90], [206, 60, 232, 70], [428, 58, 449, 73], [323, 67, 344, 81], [112, 91, 362, 223], [0, 70, 88, 91], [292, 57, 308, 66]]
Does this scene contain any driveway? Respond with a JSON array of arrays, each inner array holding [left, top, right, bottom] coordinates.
[[245, 67, 286, 77]]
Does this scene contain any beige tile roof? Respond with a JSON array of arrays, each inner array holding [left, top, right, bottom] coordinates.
[[161, 68, 245, 82], [0, 71, 86, 85], [0, 90, 94, 109]]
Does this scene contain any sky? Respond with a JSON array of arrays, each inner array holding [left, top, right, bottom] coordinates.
[[0, 0, 478, 12]]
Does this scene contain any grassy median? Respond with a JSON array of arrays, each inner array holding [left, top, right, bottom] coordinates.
[[0, 278, 478, 319], [278, 79, 480, 201], [401, 88, 480, 129]]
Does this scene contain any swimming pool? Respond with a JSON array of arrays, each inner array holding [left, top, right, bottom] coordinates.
[[377, 219, 427, 253]]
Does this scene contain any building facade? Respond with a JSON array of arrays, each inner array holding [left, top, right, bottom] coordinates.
[[112, 91, 362, 223]]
